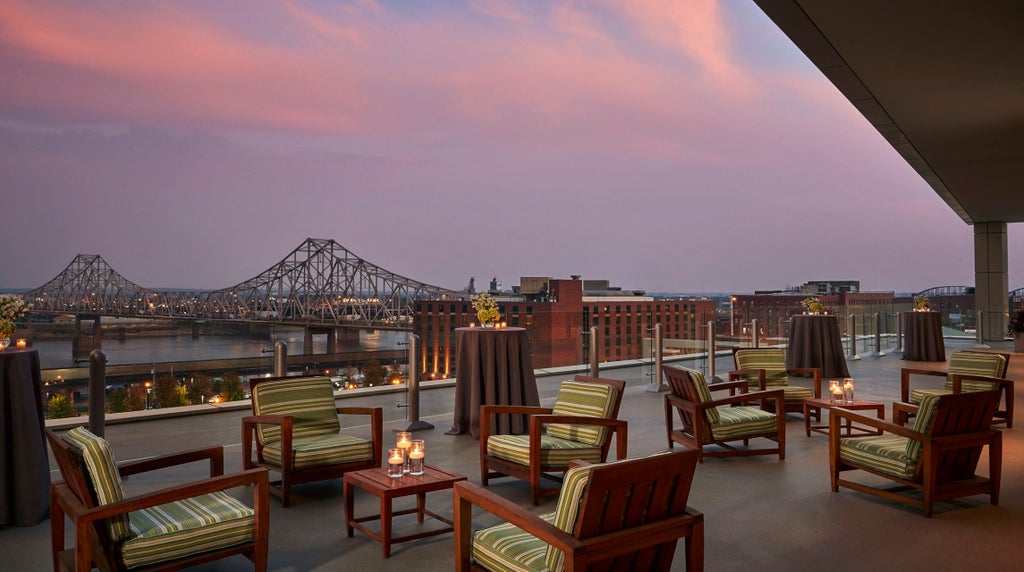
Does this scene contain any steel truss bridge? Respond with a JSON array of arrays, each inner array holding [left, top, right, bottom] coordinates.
[[23, 238, 464, 330]]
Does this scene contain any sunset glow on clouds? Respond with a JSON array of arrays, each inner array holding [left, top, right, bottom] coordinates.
[[1, 1, 1017, 292]]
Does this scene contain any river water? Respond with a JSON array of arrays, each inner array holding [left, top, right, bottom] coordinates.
[[34, 328, 410, 370]]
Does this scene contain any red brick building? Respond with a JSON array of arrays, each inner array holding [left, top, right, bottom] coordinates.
[[412, 277, 714, 379]]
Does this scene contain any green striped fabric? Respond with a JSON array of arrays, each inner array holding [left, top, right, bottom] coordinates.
[[486, 434, 604, 468], [61, 427, 131, 541], [710, 406, 777, 440], [778, 385, 814, 402], [120, 491, 255, 569], [905, 393, 942, 462], [909, 388, 951, 404], [546, 381, 618, 447], [251, 377, 340, 444], [471, 513, 554, 572], [734, 349, 790, 389], [684, 368, 720, 425], [261, 432, 374, 469], [839, 434, 915, 479], [944, 352, 1006, 392], [544, 463, 593, 571]]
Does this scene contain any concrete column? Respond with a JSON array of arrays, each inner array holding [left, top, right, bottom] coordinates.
[[975, 222, 1009, 342]]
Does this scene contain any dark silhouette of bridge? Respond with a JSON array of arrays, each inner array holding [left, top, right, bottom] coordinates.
[[24, 238, 464, 331]]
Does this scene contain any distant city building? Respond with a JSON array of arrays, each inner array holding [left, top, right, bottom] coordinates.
[[412, 277, 714, 379]]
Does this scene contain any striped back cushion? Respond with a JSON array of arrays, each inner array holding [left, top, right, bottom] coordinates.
[[735, 349, 789, 388], [251, 377, 340, 444], [62, 427, 132, 541], [543, 462, 592, 571], [685, 368, 720, 425], [946, 352, 1006, 392], [547, 381, 618, 447], [905, 393, 942, 463]]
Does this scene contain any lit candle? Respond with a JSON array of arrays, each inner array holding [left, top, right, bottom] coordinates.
[[469, 323, 476, 328], [15, 339, 27, 349], [387, 448, 404, 478], [409, 440, 425, 475], [396, 431, 412, 450]]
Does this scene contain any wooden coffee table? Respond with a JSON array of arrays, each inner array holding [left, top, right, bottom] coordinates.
[[344, 465, 467, 557], [803, 397, 885, 437]]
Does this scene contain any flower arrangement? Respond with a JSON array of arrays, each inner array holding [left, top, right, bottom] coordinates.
[[913, 294, 929, 310], [0, 294, 30, 338], [801, 297, 824, 314], [471, 292, 501, 326]]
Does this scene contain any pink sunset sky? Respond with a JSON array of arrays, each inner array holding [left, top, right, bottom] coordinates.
[[1, 0, 1020, 294]]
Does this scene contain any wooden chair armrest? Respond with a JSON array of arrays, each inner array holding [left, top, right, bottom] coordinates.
[[118, 446, 224, 478], [710, 388, 783, 407], [727, 370, 764, 391], [708, 380, 751, 394], [480, 405, 552, 417], [948, 373, 1008, 392], [530, 416, 628, 459], [901, 367, 947, 401], [73, 468, 269, 525], [336, 406, 381, 416], [242, 414, 288, 426], [829, 407, 919, 439], [454, 481, 580, 555]]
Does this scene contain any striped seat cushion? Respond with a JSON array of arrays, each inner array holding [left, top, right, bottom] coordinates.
[[120, 491, 255, 569], [710, 406, 778, 440], [544, 463, 593, 571], [839, 434, 915, 480], [261, 433, 375, 469], [486, 434, 604, 468], [61, 427, 131, 541], [546, 381, 618, 447], [734, 349, 790, 389], [251, 377, 341, 444], [909, 388, 951, 404], [779, 385, 814, 402], [471, 513, 554, 572]]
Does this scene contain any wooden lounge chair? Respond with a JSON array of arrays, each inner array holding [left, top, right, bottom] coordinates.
[[729, 347, 821, 417], [242, 376, 382, 506], [893, 350, 1013, 427], [46, 427, 269, 571], [479, 375, 627, 505], [830, 391, 1002, 517], [663, 365, 786, 462], [455, 450, 704, 571]]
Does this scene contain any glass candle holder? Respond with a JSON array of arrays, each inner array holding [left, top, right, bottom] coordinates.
[[829, 380, 842, 404], [15, 339, 27, 349], [396, 431, 412, 473], [387, 448, 405, 478], [843, 379, 854, 403], [409, 440, 425, 475]]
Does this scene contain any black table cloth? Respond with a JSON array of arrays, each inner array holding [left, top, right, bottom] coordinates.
[[787, 314, 850, 379], [902, 311, 946, 361], [0, 348, 49, 526], [447, 327, 540, 439]]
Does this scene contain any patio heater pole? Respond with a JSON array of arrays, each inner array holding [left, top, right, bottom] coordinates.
[[707, 321, 716, 379], [646, 323, 665, 392], [396, 334, 433, 432], [848, 314, 861, 360], [875, 313, 885, 356], [273, 340, 288, 377], [974, 310, 991, 349], [751, 319, 760, 348], [589, 326, 600, 377], [88, 349, 107, 438]]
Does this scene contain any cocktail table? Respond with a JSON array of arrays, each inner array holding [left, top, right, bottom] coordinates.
[[344, 465, 467, 557], [803, 397, 885, 437]]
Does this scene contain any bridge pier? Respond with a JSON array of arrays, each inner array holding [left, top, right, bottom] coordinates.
[[72, 314, 102, 360], [303, 326, 360, 354]]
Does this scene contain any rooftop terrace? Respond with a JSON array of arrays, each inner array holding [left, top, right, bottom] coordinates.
[[4, 338, 1023, 571]]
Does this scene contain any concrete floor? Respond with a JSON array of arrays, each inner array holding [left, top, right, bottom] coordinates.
[[4, 339, 1023, 571]]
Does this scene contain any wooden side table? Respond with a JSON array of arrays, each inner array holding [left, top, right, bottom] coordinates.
[[803, 397, 885, 437], [344, 465, 467, 557]]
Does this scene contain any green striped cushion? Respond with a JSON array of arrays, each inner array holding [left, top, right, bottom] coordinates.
[[710, 406, 777, 440], [544, 463, 593, 571], [62, 427, 131, 541], [251, 377, 341, 444], [905, 393, 942, 462], [486, 434, 604, 468], [735, 349, 790, 388], [944, 352, 1006, 392], [261, 432, 375, 469], [909, 388, 951, 404], [546, 381, 618, 447], [780, 385, 814, 402], [471, 513, 554, 572], [685, 368, 720, 425], [839, 434, 915, 479], [120, 491, 255, 569]]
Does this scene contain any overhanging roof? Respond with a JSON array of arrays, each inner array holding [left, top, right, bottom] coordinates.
[[755, 0, 1024, 224]]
